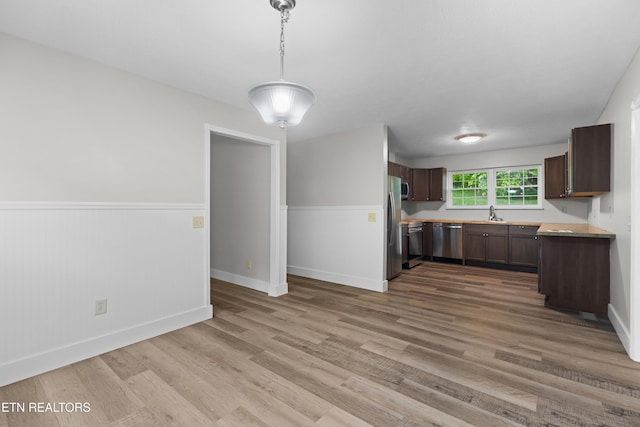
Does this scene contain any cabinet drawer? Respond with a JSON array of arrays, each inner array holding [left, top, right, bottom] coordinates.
[[464, 224, 508, 235], [508, 225, 539, 236]]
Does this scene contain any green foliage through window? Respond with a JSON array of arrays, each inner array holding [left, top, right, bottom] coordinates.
[[451, 172, 488, 206], [449, 166, 541, 208], [495, 168, 539, 206]]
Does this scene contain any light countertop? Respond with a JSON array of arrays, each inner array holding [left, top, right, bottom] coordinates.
[[401, 219, 541, 227], [400, 219, 615, 238], [537, 223, 615, 239]]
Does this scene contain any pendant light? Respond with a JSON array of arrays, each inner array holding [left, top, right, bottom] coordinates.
[[248, 0, 316, 129]]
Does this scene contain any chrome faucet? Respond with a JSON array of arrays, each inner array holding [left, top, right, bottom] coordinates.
[[489, 205, 496, 221]]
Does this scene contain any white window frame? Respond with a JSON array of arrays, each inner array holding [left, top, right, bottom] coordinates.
[[447, 165, 543, 210]]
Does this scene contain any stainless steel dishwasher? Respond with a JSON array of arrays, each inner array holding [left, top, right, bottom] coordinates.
[[432, 223, 463, 259], [406, 222, 423, 268]]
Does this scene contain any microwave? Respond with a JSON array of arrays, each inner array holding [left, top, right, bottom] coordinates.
[[401, 180, 409, 200]]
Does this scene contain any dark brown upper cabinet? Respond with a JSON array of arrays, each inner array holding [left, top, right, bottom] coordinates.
[[544, 123, 611, 199], [388, 161, 410, 181], [410, 168, 429, 201], [428, 167, 446, 202], [567, 123, 611, 197], [410, 167, 447, 202], [544, 154, 567, 199]]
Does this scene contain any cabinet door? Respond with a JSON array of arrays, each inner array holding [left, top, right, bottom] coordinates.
[[544, 155, 567, 199], [486, 234, 509, 264], [568, 124, 611, 196], [399, 165, 411, 181], [509, 235, 538, 267], [464, 231, 487, 262], [429, 168, 446, 201], [539, 235, 610, 314], [411, 169, 429, 201], [508, 225, 539, 267], [388, 161, 401, 177]]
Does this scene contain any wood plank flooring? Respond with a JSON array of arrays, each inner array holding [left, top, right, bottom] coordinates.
[[2, 262, 640, 426]]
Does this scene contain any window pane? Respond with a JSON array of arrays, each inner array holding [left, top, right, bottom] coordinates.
[[450, 170, 489, 206], [524, 196, 538, 205], [492, 166, 540, 208], [510, 195, 524, 204], [509, 170, 522, 180]]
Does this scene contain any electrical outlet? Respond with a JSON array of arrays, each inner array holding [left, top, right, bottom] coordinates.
[[246, 260, 252, 269], [192, 216, 205, 228], [95, 299, 107, 316]]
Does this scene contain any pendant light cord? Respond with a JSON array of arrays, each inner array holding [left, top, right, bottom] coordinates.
[[279, 9, 290, 80]]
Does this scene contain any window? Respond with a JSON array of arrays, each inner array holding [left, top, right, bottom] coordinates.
[[451, 171, 488, 206], [448, 165, 542, 209], [495, 167, 539, 206]]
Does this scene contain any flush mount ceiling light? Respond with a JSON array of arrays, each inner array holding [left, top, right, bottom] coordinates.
[[248, 0, 316, 129], [454, 133, 486, 144]]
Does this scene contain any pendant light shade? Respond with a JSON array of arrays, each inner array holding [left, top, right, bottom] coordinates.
[[249, 0, 315, 128], [249, 81, 316, 128]]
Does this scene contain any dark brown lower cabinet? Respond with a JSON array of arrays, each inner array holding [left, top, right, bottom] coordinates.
[[509, 225, 539, 267], [463, 224, 509, 264], [538, 235, 611, 314]]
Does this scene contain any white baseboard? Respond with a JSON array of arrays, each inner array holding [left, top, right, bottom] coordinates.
[[0, 306, 212, 387], [269, 281, 288, 297], [608, 303, 635, 360], [288, 265, 387, 293], [211, 269, 270, 294]]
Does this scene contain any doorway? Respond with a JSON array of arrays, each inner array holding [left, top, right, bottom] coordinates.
[[204, 125, 287, 297]]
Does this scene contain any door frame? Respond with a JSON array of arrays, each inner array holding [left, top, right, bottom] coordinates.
[[630, 94, 640, 360], [204, 124, 287, 297]]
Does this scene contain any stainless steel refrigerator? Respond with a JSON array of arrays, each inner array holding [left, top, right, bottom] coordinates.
[[387, 176, 402, 280]]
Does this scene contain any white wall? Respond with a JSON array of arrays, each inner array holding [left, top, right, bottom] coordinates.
[[590, 47, 640, 359], [0, 33, 284, 385], [400, 143, 589, 223], [210, 135, 271, 291], [287, 124, 388, 291], [0, 204, 210, 386]]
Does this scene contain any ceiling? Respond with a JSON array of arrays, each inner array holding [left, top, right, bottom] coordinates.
[[1, 0, 640, 158]]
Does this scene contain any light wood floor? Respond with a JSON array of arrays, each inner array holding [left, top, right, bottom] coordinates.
[[2, 262, 640, 426]]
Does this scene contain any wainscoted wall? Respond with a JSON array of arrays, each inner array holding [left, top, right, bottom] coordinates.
[[288, 206, 387, 292], [0, 203, 212, 386]]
